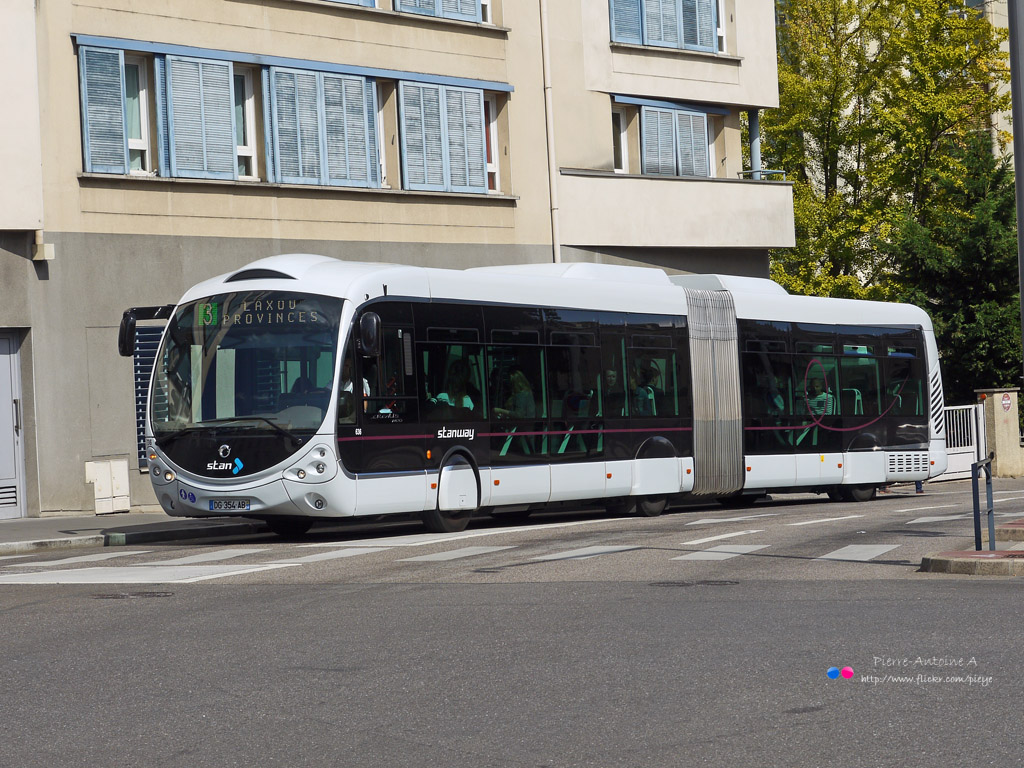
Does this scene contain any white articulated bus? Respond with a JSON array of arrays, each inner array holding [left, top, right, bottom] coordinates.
[[118, 254, 947, 536]]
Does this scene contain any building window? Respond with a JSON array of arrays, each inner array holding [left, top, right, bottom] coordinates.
[[79, 46, 130, 174], [610, 0, 717, 53], [640, 105, 710, 177], [612, 108, 629, 173], [268, 68, 379, 188], [398, 82, 487, 193], [481, 0, 492, 23], [125, 56, 151, 174], [234, 70, 258, 179], [483, 95, 499, 191], [395, 0, 481, 23]]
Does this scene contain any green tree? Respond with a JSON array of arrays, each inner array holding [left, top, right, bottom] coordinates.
[[884, 133, 1020, 402], [764, 0, 1010, 298]]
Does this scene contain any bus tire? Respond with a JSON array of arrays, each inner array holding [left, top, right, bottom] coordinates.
[[265, 516, 314, 537], [636, 495, 667, 517], [827, 488, 844, 502], [423, 453, 477, 533], [718, 494, 761, 509], [841, 485, 876, 502]]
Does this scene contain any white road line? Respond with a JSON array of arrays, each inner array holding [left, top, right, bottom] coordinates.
[[685, 513, 779, 526], [0, 555, 30, 562], [673, 545, 770, 561], [679, 530, 764, 546], [147, 548, 269, 566], [0, 564, 296, 584], [787, 515, 864, 527], [815, 545, 899, 562], [399, 546, 516, 562], [531, 545, 640, 561], [6, 551, 150, 568], [893, 504, 958, 514], [269, 547, 391, 564], [907, 514, 971, 525], [994, 496, 1024, 504], [302, 518, 632, 548]]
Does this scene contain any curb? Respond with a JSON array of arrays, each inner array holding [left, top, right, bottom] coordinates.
[[0, 520, 266, 557], [983, 519, 1024, 543], [920, 551, 1024, 576]]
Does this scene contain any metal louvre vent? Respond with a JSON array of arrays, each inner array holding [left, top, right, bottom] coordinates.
[[887, 452, 930, 475], [134, 326, 165, 469], [0, 485, 17, 508], [929, 369, 944, 437]]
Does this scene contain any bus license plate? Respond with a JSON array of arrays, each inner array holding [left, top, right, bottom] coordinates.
[[209, 499, 250, 511]]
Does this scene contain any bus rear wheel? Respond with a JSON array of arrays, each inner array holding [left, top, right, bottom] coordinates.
[[840, 485, 877, 502], [636, 495, 667, 517]]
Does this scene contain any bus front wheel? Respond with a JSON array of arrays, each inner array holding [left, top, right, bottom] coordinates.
[[636, 495, 667, 517], [841, 485, 877, 502]]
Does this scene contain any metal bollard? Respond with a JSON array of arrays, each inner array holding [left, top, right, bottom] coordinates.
[[971, 453, 995, 552]]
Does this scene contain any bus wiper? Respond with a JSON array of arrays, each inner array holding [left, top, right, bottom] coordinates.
[[198, 417, 303, 444]]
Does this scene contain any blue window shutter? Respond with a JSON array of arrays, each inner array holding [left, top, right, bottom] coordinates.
[[696, 0, 716, 50], [323, 73, 371, 187], [673, 110, 709, 176], [445, 87, 486, 193], [682, 0, 715, 50], [79, 46, 128, 174], [641, 106, 676, 175], [643, 0, 680, 47], [396, 0, 438, 17], [271, 68, 323, 185], [399, 82, 446, 191], [166, 56, 237, 180], [365, 80, 380, 187], [261, 67, 277, 183], [154, 55, 171, 177], [441, 0, 481, 22], [609, 0, 643, 44], [690, 112, 709, 176]]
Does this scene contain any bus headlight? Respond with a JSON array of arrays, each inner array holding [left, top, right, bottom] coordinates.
[[164, 471, 175, 482]]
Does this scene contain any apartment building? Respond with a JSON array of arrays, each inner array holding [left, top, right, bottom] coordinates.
[[0, 0, 794, 517]]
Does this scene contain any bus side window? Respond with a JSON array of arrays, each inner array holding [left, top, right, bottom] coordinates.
[[366, 327, 417, 421]]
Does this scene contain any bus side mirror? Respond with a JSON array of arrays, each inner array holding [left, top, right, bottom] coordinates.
[[118, 310, 137, 357], [359, 312, 381, 357]]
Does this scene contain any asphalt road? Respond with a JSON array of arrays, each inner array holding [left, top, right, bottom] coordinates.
[[2, 480, 1021, 767]]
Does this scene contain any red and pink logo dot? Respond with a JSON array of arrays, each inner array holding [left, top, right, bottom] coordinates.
[[827, 666, 854, 680]]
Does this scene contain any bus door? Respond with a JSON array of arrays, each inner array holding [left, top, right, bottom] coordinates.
[[546, 333, 605, 502], [342, 305, 429, 515]]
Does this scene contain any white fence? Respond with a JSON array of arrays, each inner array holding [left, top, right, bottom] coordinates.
[[941, 404, 987, 481]]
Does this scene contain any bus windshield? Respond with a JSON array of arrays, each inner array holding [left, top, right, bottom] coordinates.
[[151, 290, 343, 474]]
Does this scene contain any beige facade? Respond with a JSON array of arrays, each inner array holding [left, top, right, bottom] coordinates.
[[1, 0, 793, 516]]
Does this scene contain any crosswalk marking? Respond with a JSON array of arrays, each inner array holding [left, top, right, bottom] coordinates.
[[302, 518, 631, 548], [531, 545, 640, 561], [146, 548, 269, 566], [815, 545, 899, 562], [399, 546, 516, 562], [0, 564, 295, 584], [673, 544, 769, 561], [269, 547, 390, 564], [5, 551, 150, 567], [787, 515, 863, 526], [907, 514, 970, 525], [679, 530, 763, 546], [685, 514, 778, 526]]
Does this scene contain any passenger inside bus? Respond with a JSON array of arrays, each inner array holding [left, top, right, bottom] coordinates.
[[494, 367, 536, 420], [429, 358, 475, 414]]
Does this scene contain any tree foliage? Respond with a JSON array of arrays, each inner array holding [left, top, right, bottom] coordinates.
[[884, 134, 1022, 403], [764, 0, 1010, 299]]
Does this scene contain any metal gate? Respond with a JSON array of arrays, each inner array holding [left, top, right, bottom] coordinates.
[[942, 404, 986, 481]]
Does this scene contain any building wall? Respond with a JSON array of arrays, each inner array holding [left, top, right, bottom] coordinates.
[[2, 0, 794, 515]]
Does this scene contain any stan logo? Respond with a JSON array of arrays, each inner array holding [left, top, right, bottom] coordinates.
[[208, 457, 245, 474], [437, 427, 474, 441], [218, 444, 231, 458]]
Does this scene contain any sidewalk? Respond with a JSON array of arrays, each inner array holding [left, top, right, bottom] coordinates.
[[0, 511, 266, 556]]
